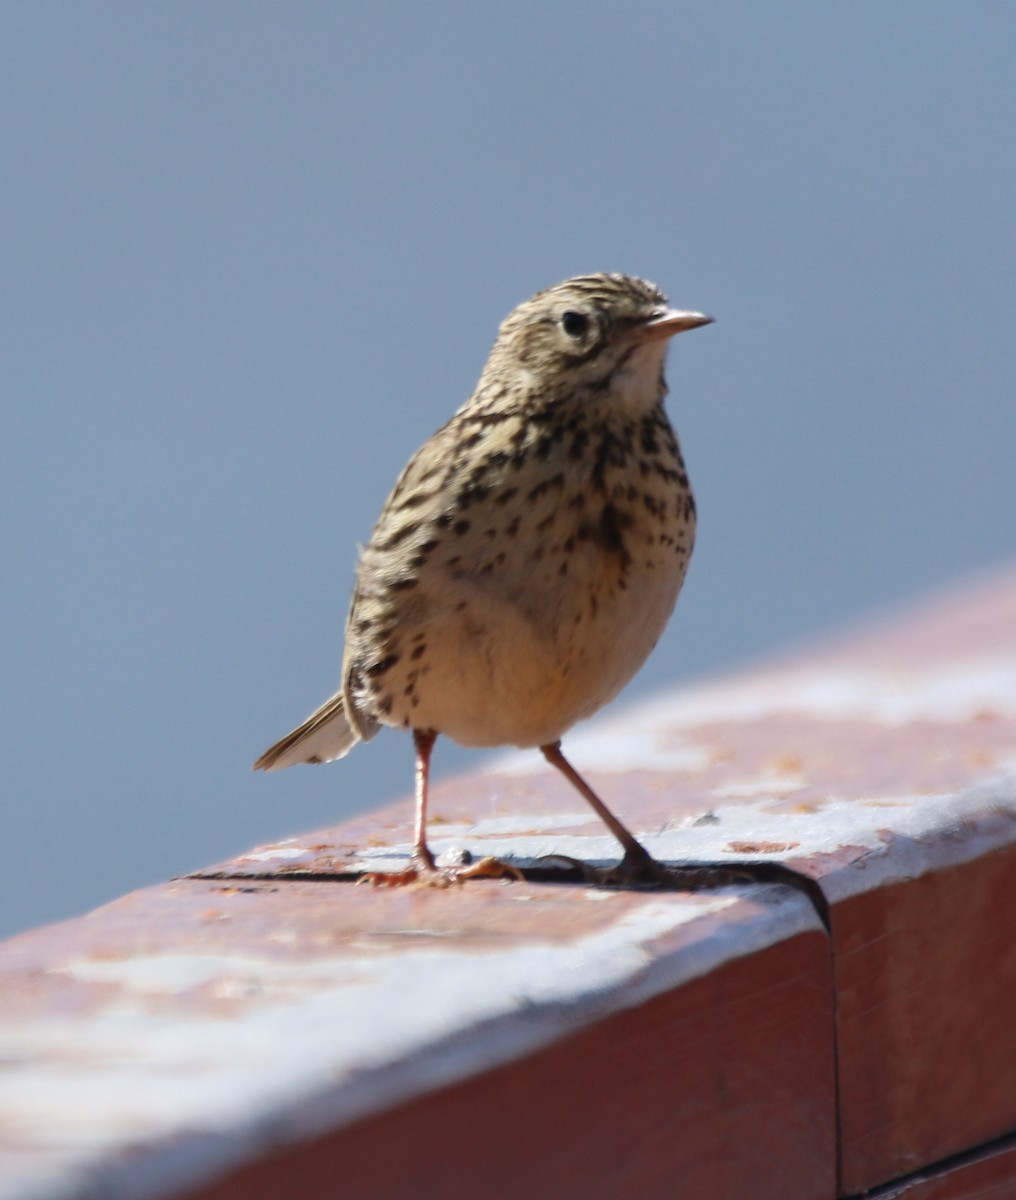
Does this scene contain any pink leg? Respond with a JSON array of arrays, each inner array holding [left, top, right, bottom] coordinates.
[[541, 741, 666, 882], [362, 728, 522, 888], [412, 728, 438, 872]]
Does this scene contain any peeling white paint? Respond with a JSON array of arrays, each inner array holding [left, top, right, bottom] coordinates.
[[0, 885, 815, 1200], [620, 656, 1016, 732], [488, 656, 1016, 778], [354, 771, 1016, 904], [491, 730, 712, 776], [711, 774, 810, 799], [242, 846, 307, 863]]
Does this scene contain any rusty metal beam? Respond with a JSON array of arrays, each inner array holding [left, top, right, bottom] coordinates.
[[1, 565, 1015, 1199]]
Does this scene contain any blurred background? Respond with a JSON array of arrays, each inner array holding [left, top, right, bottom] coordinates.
[[2, 4, 1013, 939]]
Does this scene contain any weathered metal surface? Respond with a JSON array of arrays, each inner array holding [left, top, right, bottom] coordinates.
[[0, 878, 829, 1200], [197, 565, 1016, 1194], [180, 918, 834, 1200], [868, 1134, 1016, 1198], [2, 565, 1015, 1199], [834, 846, 1016, 1194]]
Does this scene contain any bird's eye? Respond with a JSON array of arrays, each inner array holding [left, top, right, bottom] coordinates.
[[560, 310, 590, 338]]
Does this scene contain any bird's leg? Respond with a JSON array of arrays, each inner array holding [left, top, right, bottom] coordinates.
[[361, 729, 439, 885], [363, 728, 522, 887], [410, 728, 438, 873], [540, 741, 672, 885]]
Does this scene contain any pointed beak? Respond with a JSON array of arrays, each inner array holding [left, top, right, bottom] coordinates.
[[637, 308, 714, 343]]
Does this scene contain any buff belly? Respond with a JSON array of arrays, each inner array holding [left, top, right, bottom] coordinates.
[[377, 534, 690, 749]]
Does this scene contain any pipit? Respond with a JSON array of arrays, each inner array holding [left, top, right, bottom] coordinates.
[[255, 273, 712, 885]]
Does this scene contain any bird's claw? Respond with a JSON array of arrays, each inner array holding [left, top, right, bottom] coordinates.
[[537, 848, 748, 890], [359, 854, 523, 888]]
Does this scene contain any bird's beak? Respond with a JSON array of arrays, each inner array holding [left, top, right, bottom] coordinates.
[[637, 309, 714, 343]]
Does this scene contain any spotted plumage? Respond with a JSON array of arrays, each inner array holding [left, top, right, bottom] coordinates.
[[255, 273, 712, 884]]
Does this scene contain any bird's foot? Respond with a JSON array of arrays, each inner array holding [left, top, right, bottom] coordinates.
[[360, 851, 523, 889], [539, 846, 747, 890]]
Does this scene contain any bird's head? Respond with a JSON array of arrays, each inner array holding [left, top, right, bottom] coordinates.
[[479, 273, 712, 412]]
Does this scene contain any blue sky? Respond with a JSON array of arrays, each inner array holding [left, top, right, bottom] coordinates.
[[3, 3, 1014, 937]]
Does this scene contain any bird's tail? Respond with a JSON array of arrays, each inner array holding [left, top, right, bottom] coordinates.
[[253, 691, 365, 771]]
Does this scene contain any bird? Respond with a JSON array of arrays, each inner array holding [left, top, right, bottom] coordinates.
[[255, 273, 712, 885]]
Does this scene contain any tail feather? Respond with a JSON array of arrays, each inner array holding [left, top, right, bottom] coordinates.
[[254, 692, 363, 771]]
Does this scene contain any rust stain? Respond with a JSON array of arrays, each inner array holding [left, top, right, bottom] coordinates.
[[726, 841, 801, 854]]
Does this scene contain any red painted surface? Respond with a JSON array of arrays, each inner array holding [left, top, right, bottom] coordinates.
[[195, 565, 1016, 1196], [1, 565, 1015, 1199], [832, 845, 1016, 1194], [0, 873, 828, 1199], [180, 927, 835, 1200], [871, 1137, 1016, 1199]]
